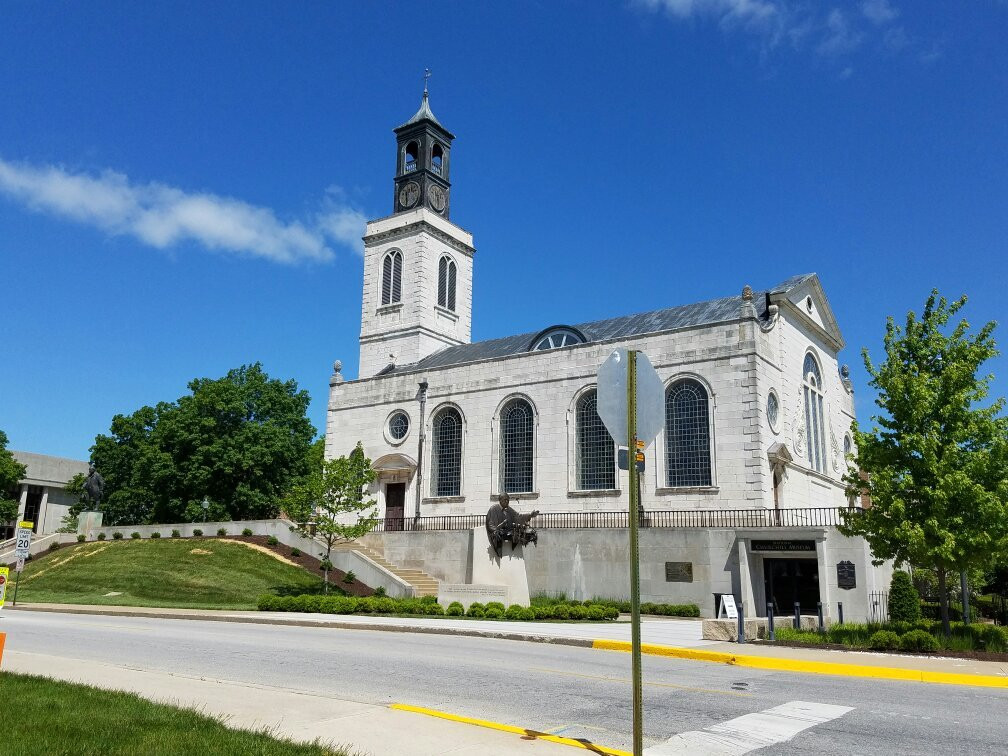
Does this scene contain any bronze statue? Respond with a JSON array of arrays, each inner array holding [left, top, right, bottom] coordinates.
[[485, 493, 539, 558], [81, 463, 105, 511]]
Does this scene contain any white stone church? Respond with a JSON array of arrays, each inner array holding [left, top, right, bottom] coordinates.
[[325, 92, 891, 621]]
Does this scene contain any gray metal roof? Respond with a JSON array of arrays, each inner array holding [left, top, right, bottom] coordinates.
[[396, 92, 450, 134], [385, 274, 817, 375]]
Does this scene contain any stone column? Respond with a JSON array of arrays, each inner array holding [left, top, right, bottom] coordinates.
[[816, 535, 831, 621], [16, 485, 28, 522], [37, 487, 50, 534], [737, 538, 755, 618]]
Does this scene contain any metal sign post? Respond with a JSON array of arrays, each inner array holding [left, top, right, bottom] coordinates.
[[598, 348, 662, 756], [626, 349, 643, 756]]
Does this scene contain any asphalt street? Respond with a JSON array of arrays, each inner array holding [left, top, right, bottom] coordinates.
[[2, 610, 1005, 754]]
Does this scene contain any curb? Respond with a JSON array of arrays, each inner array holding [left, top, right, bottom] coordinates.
[[6, 604, 595, 649], [592, 639, 1008, 689]]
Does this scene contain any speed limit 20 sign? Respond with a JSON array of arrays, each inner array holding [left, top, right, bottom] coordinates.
[[14, 521, 34, 560]]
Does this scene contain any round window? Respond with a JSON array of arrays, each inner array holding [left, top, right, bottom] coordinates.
[[767, 391, 780, 433], [388, 411, 410, 441]]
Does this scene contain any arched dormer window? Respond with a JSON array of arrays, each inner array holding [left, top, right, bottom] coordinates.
[[575, 389, 615, 490], [431, 406, 463, 497], [381, 250, 402, 306], [499, 397, 535, 493], [803, 352, 827, 473], [438, 255, 457, 311], [665, 378, 713, 487], [431, 143, 444, 176], [403, 142, 418, 173], [529, 326, 587, 351]]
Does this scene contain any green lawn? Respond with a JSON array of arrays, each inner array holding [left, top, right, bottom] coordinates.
[[11, 538, 322, 610], [0, 672, 351, 755]]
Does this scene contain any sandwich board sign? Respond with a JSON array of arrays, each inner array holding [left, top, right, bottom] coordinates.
[[718, 594, 739, 620], [14, 521, 33, 560]]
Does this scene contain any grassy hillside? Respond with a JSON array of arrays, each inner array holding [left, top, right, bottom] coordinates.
[[10, 538, 323, 610]]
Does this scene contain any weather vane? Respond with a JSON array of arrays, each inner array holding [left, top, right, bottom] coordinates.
[[424, 68, 431, 95]]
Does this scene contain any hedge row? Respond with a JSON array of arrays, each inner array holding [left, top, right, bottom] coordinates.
[[530, 596, 700, 618], [777, 620, 1008, 654], [257, 594, 619, 621]]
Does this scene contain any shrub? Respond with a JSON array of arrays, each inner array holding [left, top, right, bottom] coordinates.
[[131, 532, 141, 540], [552, 604, 571, 620], [485, 601, 505, 613], [49, 542, 60, 551], [97, 532, 106, 541], [171, 529, 181, 538], [112, 531, 123, 540], [291, 548, 301, 557], [466, 602, 485, 617], [446, 602, 465, 616], [920, 601, 962, 621], [420, 594, 438, 605], [505, 604, 525, 620], [267, 535, 279, 546], [217, 528, 227, 537], [900, 629, 939, 653], [343, 570, 356, 584], [77, 534, 86, 543], [888, 571, 921, 623], [372, 598, 396, 614], [518, 608, 536, 621], [868, 630, 901, 650], [568, 605, 588, 620], [193, 529, 203, 537], [242, 528, 254, 536], [425, 602, 445, 616], [150, 532, 161, 539], [373, 586, 386, 598], [587, 605, 607, 621], [484, 606, 503, 619]]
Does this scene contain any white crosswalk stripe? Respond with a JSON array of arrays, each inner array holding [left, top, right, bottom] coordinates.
[[644, 700, 855, 755]]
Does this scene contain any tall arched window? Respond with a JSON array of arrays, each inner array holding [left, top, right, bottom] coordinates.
[[665, 378, 712, 487], [500, 398, 535, 493], [803, 353, 827, 473], [438, 255, 456, 311], [576, 390, 615, 490], [431, 407, 462, 497], [381, 250, 402, 306]]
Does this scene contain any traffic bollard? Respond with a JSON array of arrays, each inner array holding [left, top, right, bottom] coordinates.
[[838, 601, 844, 625], [767, 603, 776, 641], [793, 601, 801, 630], [817, 602, 824, 632], [737, 603, 745, 644]]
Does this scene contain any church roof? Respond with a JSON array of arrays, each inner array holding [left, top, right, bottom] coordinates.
[[384, 273, 818, 376], [396, 91, 452, 136]]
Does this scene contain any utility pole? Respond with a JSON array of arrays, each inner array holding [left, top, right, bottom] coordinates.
[[626, 349, 643, 756]]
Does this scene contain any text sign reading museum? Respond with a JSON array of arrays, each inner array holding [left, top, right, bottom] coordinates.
[[751, 540, 816, 553]]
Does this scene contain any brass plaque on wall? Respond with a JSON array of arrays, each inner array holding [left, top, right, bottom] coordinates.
[[665, 561, 693, 582]]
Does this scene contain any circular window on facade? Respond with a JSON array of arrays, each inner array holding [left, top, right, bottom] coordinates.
[[387, 411, 410, 444], [767, 390, 780, 433]]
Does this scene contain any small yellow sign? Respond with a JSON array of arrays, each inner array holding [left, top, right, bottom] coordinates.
[[18, 521, 33, 530], [0, 567, 9, 608], [635, 440, 645, 449]]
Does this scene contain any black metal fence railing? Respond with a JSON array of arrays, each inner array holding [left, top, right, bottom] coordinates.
[[868, 590, 889, 623], [374, 506, 861, 533]]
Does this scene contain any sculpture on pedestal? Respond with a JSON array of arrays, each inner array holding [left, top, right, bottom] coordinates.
[[485, 493, 539, 558], [81, 463, 105, 512]]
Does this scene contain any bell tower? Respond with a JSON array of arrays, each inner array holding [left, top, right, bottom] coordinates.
[[392, 80, 454, 218], [357, 84, 475, 379]]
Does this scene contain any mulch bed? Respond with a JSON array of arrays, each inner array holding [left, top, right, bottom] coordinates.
[[223, 534, 374, 597], [761, 638, 1008, 663]]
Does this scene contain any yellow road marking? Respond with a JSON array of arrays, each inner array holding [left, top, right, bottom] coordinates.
[[592, 640, 1008, 690], [390, 703, 632, 756], [532, 666, 751, 697]]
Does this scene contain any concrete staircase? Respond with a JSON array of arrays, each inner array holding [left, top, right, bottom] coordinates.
[[333, 541, 440, 597]]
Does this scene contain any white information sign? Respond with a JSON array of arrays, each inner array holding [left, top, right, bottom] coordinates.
[[14, 521, 33, 560], [718, 594, 739, 620], [15, 558, 25, 573]]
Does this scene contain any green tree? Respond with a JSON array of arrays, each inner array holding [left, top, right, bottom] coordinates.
[[284, 442, 377, 592], [0, 430, 27, 523], [91, 364, 316, 526], [888, 570, 921, 623], [841, 291, 1008, 635]]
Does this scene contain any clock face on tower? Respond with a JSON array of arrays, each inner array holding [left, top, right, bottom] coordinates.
[[427, 184, 447, 213], [398, 181, 420, 209]]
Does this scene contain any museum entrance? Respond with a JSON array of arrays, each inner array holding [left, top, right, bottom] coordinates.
[[764, 558, 820, 615], [385, 482, 405, 531]]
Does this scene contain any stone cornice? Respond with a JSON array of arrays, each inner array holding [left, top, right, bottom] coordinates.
[[364, 219, 475, 257]]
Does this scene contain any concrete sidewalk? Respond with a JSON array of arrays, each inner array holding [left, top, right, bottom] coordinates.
[[2, 650, 596, 756]]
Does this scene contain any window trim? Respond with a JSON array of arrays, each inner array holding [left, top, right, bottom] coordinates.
[[493, 394, 538, 496], [569, 385, 617, 493], [802, 350, 828, 474], [767, 388, 781, 435], [383, 409, 411, 446], [658, 373, 716, 490], [380, 249, 403, 306], [437, 254, 457, 312]]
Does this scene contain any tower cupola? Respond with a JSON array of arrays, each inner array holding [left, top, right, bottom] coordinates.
[[393, 85, 454, 218]]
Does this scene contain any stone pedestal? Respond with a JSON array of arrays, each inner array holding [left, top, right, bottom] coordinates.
[[468, 527, 530, 607], [78, 511, 103, 540]]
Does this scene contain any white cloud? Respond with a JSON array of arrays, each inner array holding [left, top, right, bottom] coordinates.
[[0, 158, 367, 263], [817, 9, 864, 56], [861, 0, 899, 25]]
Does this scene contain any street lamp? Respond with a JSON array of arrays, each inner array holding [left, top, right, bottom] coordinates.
[[202, 496, 209, 524]]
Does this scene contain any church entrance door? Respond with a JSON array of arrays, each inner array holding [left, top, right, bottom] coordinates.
[[764, 558, 820, 615], [385, 483, 405, 531]]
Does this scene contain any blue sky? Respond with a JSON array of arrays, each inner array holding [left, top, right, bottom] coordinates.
[[2, 1, 1006, 460]]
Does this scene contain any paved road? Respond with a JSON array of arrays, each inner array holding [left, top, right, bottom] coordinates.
[[2, 611, 1005, 754]]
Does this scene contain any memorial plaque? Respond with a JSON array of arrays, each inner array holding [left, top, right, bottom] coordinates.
[[837, 560, 856, 590], [664, 561, 693, 583], [437, 584, 510, 609], [750, 539, 816, 553]]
